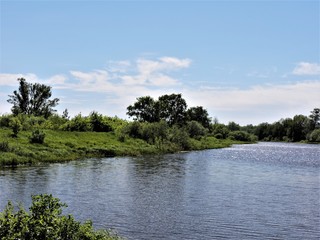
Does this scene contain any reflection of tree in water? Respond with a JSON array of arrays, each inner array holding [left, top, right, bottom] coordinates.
[[131, 154, 187, 177], [124, 153, 189, 238], [0, 166, 52, 209]]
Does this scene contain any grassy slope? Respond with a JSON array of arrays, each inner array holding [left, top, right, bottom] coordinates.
[[0, 129, 242, 167]]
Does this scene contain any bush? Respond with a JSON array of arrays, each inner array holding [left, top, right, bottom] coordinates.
[[0, 141, 10, 152], [308, 129, 320, 142], [29, 129, 46, 144], [186, 121, 206, 139], [0, 194, 122, 240], [89, 111, 113, 132], [123, 121, 143, 138], [9, 117, 22, 137], [211, 124, 229, 139], [60, 114, 92, 132], [228, 130, 256, 142], [141, 121, 168, 144], [169, 126, 191, 150], [0, 114, 12, 128]]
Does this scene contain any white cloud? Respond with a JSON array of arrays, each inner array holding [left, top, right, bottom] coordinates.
[[183, 81, 320, 124], [0, 73, 67, 86], [1, 57, 319, 125], [292, 62, 320, 75]]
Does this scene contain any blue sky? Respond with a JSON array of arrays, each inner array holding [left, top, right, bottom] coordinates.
[[0, 0, 319, 125]]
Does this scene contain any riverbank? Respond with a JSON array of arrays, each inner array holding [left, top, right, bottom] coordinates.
[[0, 129, 245, 167]]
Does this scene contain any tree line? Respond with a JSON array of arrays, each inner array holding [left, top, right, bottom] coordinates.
[[2, 78, 319, 144]]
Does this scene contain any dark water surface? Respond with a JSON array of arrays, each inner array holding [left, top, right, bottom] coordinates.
[[1, 142, 319, 239]]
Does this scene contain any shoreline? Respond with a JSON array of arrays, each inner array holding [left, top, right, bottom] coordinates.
[[0, 129, 249, 168]]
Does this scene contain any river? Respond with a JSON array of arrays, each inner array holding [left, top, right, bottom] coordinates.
[[0, 142, 319, 239]]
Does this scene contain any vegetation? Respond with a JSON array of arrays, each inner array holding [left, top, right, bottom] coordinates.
[[7, 78, 59, 118], [1, 78, 317, 168], [0, 194, 121, 240], [250, 108, 320, 142]]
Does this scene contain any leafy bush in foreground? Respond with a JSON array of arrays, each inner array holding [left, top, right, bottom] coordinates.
[[0, 194, 122, 240]]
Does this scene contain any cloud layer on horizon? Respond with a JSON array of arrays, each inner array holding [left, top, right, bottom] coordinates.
[[0, 58, 319, 125]]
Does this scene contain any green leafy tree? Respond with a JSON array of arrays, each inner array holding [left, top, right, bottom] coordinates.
[[158, 93, 187, 126], [309, 108, 320, 130], [127, 96, 159, 122], [187, 106, 211, 128], [227, 121, 241, 131], [7, 78, 59, 118]]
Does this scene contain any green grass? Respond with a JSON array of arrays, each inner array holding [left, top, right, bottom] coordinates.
[[0, 129, 246, 167]]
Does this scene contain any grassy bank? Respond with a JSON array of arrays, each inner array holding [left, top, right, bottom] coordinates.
[[0, 128, 242, 167]]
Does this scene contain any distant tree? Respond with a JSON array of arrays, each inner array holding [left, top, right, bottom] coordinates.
[[127, 96, 159, 122], [227, 121, 241, 131], [7, 78, 59, 118], [158, 93, 187, 126], [62, 108, 70, 119], [309, 108, 320, 130], [187, 106, 211, 128], [291, 115, 309, 142]]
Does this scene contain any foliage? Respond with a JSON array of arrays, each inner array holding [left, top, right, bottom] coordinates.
[[127, 96, 159, 122], [7, 78, 59, 118], [158, 93, 187, 126], [186, 121, 207, 139], [127, 93, 188, 126], [308, 129, 320, 142], [168, 126, 191, 150], [0, 114, 12, 128], [186, 106, 211, 128], [0, 141, 10, 152], [89, 111, 113, 132], [228, 130, 257, 142], [211, 123, 230, 139], [227, 121, 241, 131], [309, 108, 320, 130], [9, 117, 22, 137], [60, 114, 92, 132], [0, 194, 122, 240], [29, 129, 46, 144]]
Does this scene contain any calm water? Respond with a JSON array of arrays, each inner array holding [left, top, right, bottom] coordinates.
[[0, 142, 319, 239]]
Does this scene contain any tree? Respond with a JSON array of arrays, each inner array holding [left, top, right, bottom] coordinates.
[[7, 78, 59, 118], [127, 96, 159, 122], [187, 106, 211, 128], [227, 121, 241, 131], [158, 93, 187, 126], [309, 108, 320, 130], [291, 115, 309, 142]]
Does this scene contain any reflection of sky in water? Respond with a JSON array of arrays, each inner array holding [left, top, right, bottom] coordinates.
[[0, 142, 319, 239]]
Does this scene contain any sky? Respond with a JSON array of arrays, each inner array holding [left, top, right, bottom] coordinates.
[[0, 0, 319, 125]]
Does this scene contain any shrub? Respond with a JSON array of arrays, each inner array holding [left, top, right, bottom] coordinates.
[[60, 114, 92, 132], [228, 130, 256, 142], [0, 194, 122, 240], [89, 111, 113, 132], [211, 124, 229, 139], [186, 121, 206, 139], [29, 129, 46, 144], [123, 121, 143, 138], [308, 129, 320, 142], [169, 126, 191, 150], [0, 114, 12, 128], [141, 121, 168, 144], [0, 141, 10, 152], [9, 117, 22, 137]]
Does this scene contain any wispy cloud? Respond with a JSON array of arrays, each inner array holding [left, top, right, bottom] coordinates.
[[1, 57, 319, 124], [292, 62, 320, 75]]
